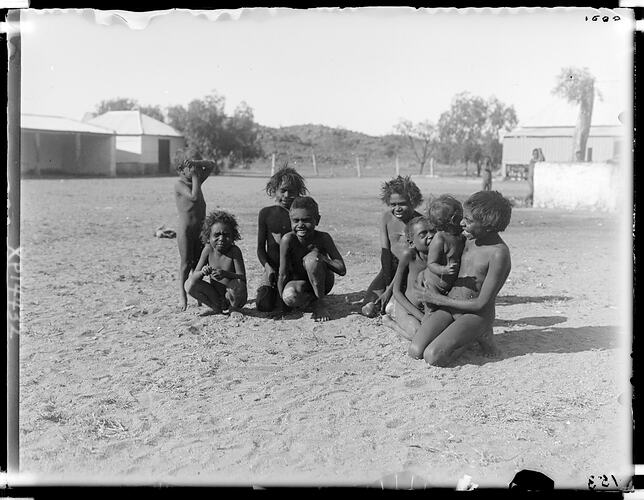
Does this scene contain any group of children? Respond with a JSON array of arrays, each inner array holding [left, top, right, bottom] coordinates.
[[173, 156, 511, 366]]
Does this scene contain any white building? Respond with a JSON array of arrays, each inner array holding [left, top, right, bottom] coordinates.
[[500, 94, 625, 178], [88, 110, 185, 175], [21, 113, 116, 176]]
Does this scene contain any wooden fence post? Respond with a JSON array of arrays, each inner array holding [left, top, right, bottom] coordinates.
[[312, 153, 318, 176], [271, 153, 276, 176], [356, 156, 361, 178]]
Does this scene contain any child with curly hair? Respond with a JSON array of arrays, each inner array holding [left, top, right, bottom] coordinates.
[[420, 194, 466, 312], [256, 165, 308, 313], [174, 154, 217, 311], [184, 210, 248, 318], [361, 175, 423, 317], [409, 191, 512, 365]]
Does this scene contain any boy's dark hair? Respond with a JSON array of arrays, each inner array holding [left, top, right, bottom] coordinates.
[[290, 196, 320, 219], [174, 154, 192, 174], [427, 194, 463, 232], [464, 191, 512, 232], [200, 210, 242, 244], [380, 175, 423, 208], [405, 215, 433, 243], [265, 166, 308, 197]]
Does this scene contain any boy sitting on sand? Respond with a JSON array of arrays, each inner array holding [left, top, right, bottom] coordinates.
[[277, 196, 346, 322], [256, 166, 308, 313], [409, 191, 512, 366], [382, 216, 436, 340], [184, 210, 247, 318], [421, 195, 466, 313], [174, 156, 216, 311], [361, 175, 423, 317]]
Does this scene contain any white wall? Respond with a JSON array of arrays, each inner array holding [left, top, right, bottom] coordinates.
[[503, 136, 619, 166], [116, 135, 142, 163], [533, 162, 624, 211], [140, 135, 185, 164]]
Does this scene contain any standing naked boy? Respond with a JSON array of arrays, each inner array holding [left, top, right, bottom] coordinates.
[[382, 216, 435, 341], [278, 196, 346, 322], [361, 175, 423, 317], [409, 191, 512, 366], [256, 167, 308, 313], [421, 195, 466, 312], [481, 156, 493, 191], [174, 157, 215, 311], [184, 210, 247, 318]]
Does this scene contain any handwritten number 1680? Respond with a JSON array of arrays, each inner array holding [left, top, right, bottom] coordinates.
[[585, 15, 621, 22]]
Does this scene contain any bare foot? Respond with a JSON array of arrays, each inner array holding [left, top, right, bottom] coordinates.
[[382, 315, 414, 341], [312, 300, 331, 322], [180, 298, 188, 312], [478, 329, 500, 358], [229, 310, 244, 321], [361, 301, 378, 318]]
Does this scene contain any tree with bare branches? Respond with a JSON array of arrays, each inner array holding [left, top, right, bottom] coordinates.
[[394, 119, 437, 175]]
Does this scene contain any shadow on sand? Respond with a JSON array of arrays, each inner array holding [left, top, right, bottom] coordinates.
[[494, 315, 568, 328], [455, 324, 622, 366], [496, 295, 572, 306]]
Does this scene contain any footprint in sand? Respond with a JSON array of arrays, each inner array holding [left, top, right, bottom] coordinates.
[[404, 378, 426, 389], [385, 418, 403, 429]]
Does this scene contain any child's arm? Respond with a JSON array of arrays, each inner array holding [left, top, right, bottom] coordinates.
[[392, 250, 424, 321], [277, 233, 293, 299], [212, 247, 246, 282], [423, 246, 511, 313], [194, 245, 211, 276], [379, 212, 395, 284], [174, 166, 203, 201], [426, 233, 458, 277], [318, 233, 346, 276], [256, 209, 275, 280]]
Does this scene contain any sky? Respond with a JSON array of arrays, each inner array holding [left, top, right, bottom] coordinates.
[[19, 7, 633, 136]]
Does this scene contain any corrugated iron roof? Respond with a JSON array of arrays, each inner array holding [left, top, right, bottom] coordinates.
[[21, 113, 115, 135], [503, 124, 623, 138], [88, 110, 183, 137]]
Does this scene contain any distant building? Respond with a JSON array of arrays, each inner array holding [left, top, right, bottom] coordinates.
[[500, 94, 625, 178], [21, 113, 116, 176], [88, 110, 185, 175], [501, 124, 623, 177]]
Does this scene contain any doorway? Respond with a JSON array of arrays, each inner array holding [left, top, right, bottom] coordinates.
[[158, 139, 170, 174]]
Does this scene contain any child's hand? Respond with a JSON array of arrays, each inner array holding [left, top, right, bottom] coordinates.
[[444, 262, 459, 276], [201, 265, 212, 276], [265, 264, 277, 285], [211, 268, 225, 280], [376, 287, 393, 314]]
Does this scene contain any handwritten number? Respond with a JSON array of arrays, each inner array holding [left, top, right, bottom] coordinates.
[[586, 14, 621, 22], [588, 476, 595, 490], [601, 475, 609, 487], [611, 475, 618, 487]]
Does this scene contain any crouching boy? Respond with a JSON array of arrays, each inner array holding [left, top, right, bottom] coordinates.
[[277, 196, 346, 322]]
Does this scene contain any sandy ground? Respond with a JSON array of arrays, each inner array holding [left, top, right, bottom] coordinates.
[[17, 175, 631, 488]]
